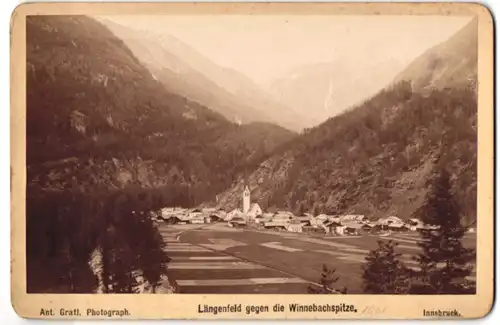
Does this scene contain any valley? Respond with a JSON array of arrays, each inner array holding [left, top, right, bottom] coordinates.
[[26, 14, 478, 295]]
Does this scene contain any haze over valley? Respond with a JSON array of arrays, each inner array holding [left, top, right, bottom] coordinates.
[[99, 15, 473, 129]]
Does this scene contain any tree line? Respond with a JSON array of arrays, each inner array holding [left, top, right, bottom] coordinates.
[[26, 186, 172, 293], [308, 160, 476, 295]]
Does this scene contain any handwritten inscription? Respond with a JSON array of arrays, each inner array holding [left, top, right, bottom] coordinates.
[[361, 305, 387, 316]]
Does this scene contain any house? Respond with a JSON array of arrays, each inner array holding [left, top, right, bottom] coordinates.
[[272, 211, 294, 221], [340, 215, 363, 223], [361, 223, 375, 232], [332, 225, 347, 235], [226, 208, 243, 221], [275, 210, 294, 218], [385, 216, 403, 225], [189, 215, 205, 224], [343, 223, 364, 235], [257, 213, 274, 225], [373, 218, 390, 230], [264, 212, 292, 230], [297, 215, 313, 226], [315, 214, 328, 220], [187, 209, 203, 220], [228, 216, 247, 228], [286, 222, 303, 233], [262, 212, 274, 218], [216, 208, 227, 218], [160, 207, 175, 218], [311, 214, 329, 227], [388, 222, 409, 232], [160, 207, 187, 217], [253, 215, 265, 225], [416, 223, 441, 234], [207, 213, 225, 223], [323, 219, 342, 233], [405, 218, 423, 231], [164, 216, 182, 225], [355, 215, 369, 223], [247, 203, 263, 220]]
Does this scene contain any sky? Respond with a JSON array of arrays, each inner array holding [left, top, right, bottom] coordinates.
[[103, 15, 473, 88]]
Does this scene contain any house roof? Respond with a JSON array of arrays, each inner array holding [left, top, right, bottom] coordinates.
[[164, 215, 182, 220], [324, 220, 342, 227], [386, 216, 403, 223], [249, 203, 262, 213], [376, 218, 389, 225], [343, 223, 364, 229], [276, 210, 293, 215], [340, 215, 361, 221], [273, 214, 293, 221], [388, 223, 406, 228]]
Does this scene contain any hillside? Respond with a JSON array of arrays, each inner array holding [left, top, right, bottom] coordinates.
[[100, 18, 306, 132], [27, 15, 295, 205], [393, 18, 477, 91], [213, 21, 477, 224], [26, 15, 297, 293]]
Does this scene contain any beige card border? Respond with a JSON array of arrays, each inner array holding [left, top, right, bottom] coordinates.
[[10, 1, 494, 320]]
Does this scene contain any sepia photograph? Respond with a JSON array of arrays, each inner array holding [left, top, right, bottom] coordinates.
[[11, 1, 494, 320]]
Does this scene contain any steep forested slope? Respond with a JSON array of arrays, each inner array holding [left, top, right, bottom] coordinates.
[[27, 15, 295, 205], [26, 15, 296, 293], [214, 20, 477, 224]]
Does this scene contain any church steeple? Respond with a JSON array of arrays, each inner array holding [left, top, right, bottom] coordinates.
[[242, 183, 250, 214]]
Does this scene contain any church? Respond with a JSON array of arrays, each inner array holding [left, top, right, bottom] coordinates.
[[242, 185, 262, 222]]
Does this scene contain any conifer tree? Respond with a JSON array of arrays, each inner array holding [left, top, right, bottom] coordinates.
[[308, 264, 347, 294], [362, 240, 410, 294], [411, 161, 475, 294]]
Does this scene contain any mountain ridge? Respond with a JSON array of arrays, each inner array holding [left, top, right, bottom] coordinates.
[[211, 19, 477, 223], [100, 18, 306, 131], [27, 15, 296, 206], [393, 17, 477, 91]]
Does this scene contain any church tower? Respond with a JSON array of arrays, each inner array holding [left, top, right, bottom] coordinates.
[[242, 185, 250, 214]]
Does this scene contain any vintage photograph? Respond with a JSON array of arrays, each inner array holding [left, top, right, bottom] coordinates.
[[25, 11, 479, 297]]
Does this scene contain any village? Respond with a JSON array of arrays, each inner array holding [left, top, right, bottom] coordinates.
[[151, 185, 477, 294], [150, 186, 450, 237]]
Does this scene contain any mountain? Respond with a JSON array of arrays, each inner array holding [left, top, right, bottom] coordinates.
[[393, 18, 477, 91], [27, 15, 295, 205], [99, 18, 306, 132], [268, 56, 403, 128], [213, 20, 477, 224]]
